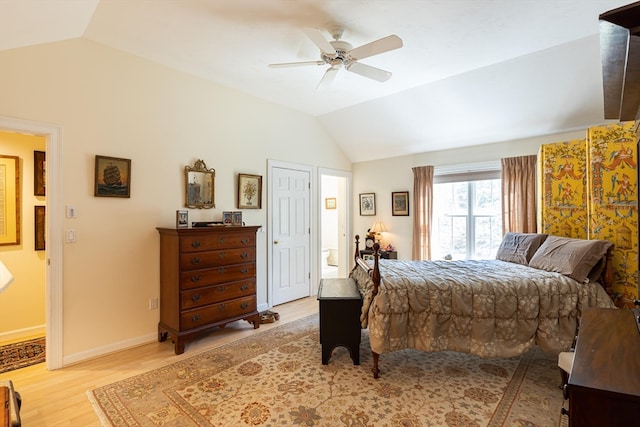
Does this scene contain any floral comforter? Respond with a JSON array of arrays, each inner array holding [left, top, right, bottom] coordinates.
[[350, 259, 615, 357]]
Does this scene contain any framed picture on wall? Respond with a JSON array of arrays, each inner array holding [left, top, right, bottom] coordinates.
[[94, 155, 131, 198], [0, 155, 20, 246], [238, 173, 262, 209], [35, 206, 45, 250], [392, 191, 409, 216], [325, 198, 336, 209], [359, 193, 376, 216], [34, 150, 46, 196]]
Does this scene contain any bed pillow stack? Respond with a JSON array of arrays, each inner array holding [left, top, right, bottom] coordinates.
[[528, 235, 613, 283], [495, 232, 548, 265]]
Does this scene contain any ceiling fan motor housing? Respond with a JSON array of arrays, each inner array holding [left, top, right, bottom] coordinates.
[[323, 40, 353, 65]]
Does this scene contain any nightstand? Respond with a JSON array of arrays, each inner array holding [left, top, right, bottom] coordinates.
[[359, 249, 397, 259]]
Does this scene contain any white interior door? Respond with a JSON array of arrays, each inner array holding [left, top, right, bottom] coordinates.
[[271, 165, 311, 305]]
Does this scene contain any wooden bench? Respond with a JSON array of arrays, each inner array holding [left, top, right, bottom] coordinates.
[[317, 278, 363, 365]]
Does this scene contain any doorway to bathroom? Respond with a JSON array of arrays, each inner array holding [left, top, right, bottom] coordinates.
[[319, 168, 351, 280]]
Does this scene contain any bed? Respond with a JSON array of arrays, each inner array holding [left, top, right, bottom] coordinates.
[[350, 233, 617, 378]]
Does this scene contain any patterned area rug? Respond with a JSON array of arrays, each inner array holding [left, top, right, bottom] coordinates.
[[88, 315, 567, 426], [0, 337, 46, 373]]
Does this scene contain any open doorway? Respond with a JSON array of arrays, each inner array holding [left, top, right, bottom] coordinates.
[[0, 116, 63, 370], [319, 168, 351, 279]]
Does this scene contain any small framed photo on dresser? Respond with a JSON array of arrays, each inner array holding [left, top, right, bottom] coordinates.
[[223, 211, 233, 224], [176, 210, 188, 228], [232, 211, 243, 225]]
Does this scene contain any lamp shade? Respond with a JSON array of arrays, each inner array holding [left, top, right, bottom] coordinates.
[[0, 260, 14, 294], [370, 221, 387, 233]]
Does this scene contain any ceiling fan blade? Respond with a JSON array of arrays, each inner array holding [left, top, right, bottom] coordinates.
[[269, 60, 325, 68], [348, 34, 403, 61], [316, 67, 339, 90], [345, 62, 392, 82], [303, 28, 337, 55]]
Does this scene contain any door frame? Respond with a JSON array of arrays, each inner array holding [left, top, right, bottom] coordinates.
[[0, 115, 63, 370], [318, 168, 352, 279], [267, 159, 314, 306]]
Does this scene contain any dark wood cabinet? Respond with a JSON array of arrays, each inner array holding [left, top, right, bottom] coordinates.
[[566, 308, 640, 426], [156, 226, 261, 354]]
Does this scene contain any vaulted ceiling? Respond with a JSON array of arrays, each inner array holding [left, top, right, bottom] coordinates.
[[0, 0, 632, 162]]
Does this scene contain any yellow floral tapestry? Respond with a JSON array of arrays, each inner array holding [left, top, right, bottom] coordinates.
[[539, 121, 638, 307], [539, 139, 588, 239], [587, 122, 638, 307]]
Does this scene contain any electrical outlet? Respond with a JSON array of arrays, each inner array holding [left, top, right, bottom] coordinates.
[[149, 297, 159, 310], [66, 229, 77, 243]]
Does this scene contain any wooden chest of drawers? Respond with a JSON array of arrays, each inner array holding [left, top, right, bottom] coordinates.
[[565, 308, 640, 426], [157, 226, 261, 354]]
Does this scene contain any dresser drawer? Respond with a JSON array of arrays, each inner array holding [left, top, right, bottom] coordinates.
[[181, 295, 257, 329], [180, 279, 256, 310], [180, 263, 256, 290], [179, 247, 256, 271], [180, 232, 256, 253]]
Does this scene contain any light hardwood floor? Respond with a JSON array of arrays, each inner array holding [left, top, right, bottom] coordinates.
[[0, 296, 318, 426]]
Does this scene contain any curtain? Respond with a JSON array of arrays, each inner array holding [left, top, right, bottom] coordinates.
[[501, 155, 537, 233], [412, 166, 434, 260]]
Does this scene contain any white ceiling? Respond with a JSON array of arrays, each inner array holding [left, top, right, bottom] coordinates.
[[0, 0, 632, 162]]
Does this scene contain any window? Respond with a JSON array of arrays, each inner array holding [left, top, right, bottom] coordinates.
[[432, 178, 502, 260]]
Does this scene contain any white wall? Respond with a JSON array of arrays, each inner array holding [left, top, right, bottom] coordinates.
[[0, 39, 350, 361], [352, 129, 587, 259]]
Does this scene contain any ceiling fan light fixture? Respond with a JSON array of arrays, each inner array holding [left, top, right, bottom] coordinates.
[[269, 28, 403, 89]]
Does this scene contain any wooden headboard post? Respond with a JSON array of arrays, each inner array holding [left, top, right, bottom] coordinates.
[[602, 246, 614, 293], [354, 234, 361, 263], [371, 243, 381, 296]]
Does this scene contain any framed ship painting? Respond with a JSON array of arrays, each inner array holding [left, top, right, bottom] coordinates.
[[94, 155, 131, 198]]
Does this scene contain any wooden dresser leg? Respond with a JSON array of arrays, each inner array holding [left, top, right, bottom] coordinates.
[[372, 351, 380, 379], [174, 338, 185, 355]]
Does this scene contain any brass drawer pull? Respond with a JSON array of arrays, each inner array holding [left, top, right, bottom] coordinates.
[[218, 304, 226, 311], [240, 284, 249, 291], [191, 314, 201, 322], [191, 294, 201, 302], [240, 302, 249, 309], [241, 238, 249, 244], [218, 237, 226, 244], [218, 252, 226, 259], [218, 267, 227, 274], [191, 257, 201, 265], [191, 275, 200, 282], [240, 268, 248, 275], [217, 286, 227, 293], [240, 252, 248, 259], [191, 241, 201, 248]]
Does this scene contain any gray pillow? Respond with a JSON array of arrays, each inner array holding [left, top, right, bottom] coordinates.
[[528, 235, 613, 283], [495, 232, 548, 265]]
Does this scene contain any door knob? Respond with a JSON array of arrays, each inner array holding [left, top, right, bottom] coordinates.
[[274, 240, 279, 244]]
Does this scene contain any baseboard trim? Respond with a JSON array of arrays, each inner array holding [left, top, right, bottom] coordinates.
[[63, 333, 157, 366], [0, 324, 46, 342]]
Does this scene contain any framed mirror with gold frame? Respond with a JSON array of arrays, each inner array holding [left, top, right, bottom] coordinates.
[[185, 159, 215, 209]]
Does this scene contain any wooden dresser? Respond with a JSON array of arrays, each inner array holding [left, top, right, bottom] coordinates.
[[156, 226, 261, 354], [565, 307, 640, 426]]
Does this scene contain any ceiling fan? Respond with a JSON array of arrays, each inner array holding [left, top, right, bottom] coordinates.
[[269, 28, 403, 90]]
